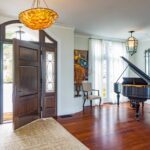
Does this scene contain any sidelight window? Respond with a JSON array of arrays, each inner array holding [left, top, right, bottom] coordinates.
[[46, 51, 55, 92]]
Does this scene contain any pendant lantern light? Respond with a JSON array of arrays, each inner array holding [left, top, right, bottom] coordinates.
[[126, 31, 138, 56]]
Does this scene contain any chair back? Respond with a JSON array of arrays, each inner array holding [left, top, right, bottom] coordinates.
[[82, 82, 92, 92]]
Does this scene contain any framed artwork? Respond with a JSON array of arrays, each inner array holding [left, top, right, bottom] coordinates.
[[74, 50, 88, 97]]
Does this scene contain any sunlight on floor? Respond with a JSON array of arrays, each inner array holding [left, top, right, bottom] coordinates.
[[3, 83, 13, 122]]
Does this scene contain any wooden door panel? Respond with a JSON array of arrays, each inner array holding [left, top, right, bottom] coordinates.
[[15, 115, 39, 129], [19, 47, 39, 66], [19, 66, 38, 96], [44, 93, 56, 117], [44, 108, 56, 117], [16, 95, 38, 116], [13, 39, 40, 129], [44, 95, 56, 108], [19, 47, 38, 62]]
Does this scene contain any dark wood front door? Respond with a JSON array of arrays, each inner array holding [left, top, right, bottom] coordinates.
[[42, 44, 57, 118], [13, 39, 41, 129]]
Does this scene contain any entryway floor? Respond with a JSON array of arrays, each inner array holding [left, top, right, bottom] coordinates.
[[3, 112, 12, 122]]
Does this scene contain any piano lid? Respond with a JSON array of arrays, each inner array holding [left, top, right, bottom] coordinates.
[[121, 56, 150, 84]]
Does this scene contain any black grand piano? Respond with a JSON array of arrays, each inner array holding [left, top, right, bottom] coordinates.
[[114, 56, 150, 119]]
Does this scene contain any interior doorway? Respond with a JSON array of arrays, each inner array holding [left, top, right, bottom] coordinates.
[[3, 44, 13, 122], [1, 20, 40, 123]]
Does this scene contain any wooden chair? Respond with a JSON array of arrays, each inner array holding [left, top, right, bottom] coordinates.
[[82, 82, 101, 111]]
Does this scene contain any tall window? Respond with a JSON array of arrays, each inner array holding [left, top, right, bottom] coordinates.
[[102, 41, 128, 103], [89, 39, 128, 104], [89, 39, 102, 102], [46, 51, 55, 92]]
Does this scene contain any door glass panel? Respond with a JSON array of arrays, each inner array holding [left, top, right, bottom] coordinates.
[[3, 44, 13, 122], [46, 51, 55, 92], [5, 23, 39, 41]]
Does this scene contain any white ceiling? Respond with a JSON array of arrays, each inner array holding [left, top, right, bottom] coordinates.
[[1, 0, 150, 40]]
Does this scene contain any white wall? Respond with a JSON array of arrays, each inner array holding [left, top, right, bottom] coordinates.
[[74, 34, 89, 50], [128, 55, 137, 77], [45, 26, 78, 115], [74, 34, 90, 107], [134, 40, 150, 71], [133, 40, 150, 103], [129, 39, 150, 77], [0, 15, 14, 23]]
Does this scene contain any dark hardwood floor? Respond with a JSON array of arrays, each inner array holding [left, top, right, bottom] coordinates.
[[57, 102, 150, 150]]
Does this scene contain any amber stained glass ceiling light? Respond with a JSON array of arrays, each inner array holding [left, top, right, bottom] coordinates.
[[19, 0, 59, 30]]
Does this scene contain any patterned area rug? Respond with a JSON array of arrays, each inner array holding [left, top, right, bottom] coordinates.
[[0, 118, 89, 150]]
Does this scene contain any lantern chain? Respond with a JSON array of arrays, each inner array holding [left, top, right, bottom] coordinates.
[[31, 0, 48, 8], [31, 0, 36, 8]]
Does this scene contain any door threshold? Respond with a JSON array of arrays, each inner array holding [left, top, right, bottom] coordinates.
[[3, 120, 12, 124]]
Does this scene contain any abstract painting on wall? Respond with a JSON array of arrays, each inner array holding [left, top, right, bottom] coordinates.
[[74, 50, 88, 97]]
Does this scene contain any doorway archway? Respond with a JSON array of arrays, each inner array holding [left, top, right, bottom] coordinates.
[[0, 20, 57, 126]]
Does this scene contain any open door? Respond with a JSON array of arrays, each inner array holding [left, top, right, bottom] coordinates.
[[13, 39, 41, 129]]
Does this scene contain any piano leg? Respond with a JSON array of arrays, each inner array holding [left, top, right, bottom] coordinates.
[[135, 102, 140, 120], [130, 100, 136, 108], [142, 101, 144, 108], [117, 92, 120, 106]]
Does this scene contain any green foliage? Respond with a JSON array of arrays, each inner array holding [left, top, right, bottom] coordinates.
[[3, 44, 13, 83]]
